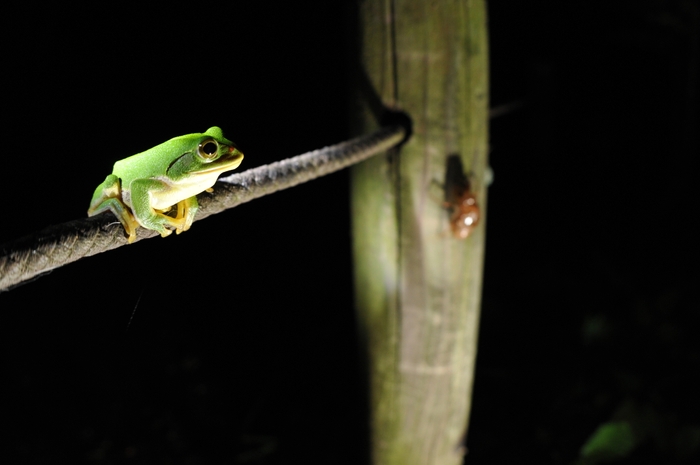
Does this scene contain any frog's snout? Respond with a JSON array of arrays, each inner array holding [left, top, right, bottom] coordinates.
[[229, 145, 244, 160]]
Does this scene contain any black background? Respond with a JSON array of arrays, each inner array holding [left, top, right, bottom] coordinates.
[[1, 1, 698, 464]]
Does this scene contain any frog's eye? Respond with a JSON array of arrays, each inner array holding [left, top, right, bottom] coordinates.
[[198, 139, 219, 160]]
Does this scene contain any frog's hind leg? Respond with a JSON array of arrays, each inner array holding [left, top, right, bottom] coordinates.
[[88, 174, 139, 243], [91, 198, 140, 243]]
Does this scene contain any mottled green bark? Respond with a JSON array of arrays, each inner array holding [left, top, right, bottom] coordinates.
[[351, 1, 489, 464]]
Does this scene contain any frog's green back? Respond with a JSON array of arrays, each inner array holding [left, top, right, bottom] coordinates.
[[112, 128, 230, 183]]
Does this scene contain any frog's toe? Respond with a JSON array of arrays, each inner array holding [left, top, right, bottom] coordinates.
[[175, 221, 192, 235], [172, 221, 187, 235]]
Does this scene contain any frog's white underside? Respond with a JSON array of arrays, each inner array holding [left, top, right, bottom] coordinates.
[[122, 171, 223, 211], [151, 172, 223, 209]]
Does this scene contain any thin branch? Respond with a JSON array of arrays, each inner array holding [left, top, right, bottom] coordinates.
[[0, 125, 406, 292]]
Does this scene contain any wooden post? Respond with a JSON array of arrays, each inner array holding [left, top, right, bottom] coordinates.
[[351, 1, 489, 464]]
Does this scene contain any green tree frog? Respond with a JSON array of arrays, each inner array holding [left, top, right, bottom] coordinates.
[[88, 127, 243, 243]]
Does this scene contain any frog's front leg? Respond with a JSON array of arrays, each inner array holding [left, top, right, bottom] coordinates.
[[173, 196, 198, 234], [128, 179, 188, 237]]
